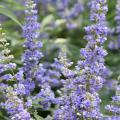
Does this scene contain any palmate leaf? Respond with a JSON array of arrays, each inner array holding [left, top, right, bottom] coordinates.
[[0, 5, 22, 27]]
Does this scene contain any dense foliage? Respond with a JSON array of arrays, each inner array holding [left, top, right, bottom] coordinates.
[[0, 0, 120, 120]]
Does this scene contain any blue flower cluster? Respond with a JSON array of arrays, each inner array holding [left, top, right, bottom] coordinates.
[[105, 85, 120, 120], [1, 86, 32, 120], [21, 0, 42, 96], [56, 0, 84, 29], [18, 0, 54, 110], [54, 0, 108, 119], [0, 25, 32, 119], [0, 24, 16, 82], [0, 0, 54, 119], [34, 0, 84, 29]]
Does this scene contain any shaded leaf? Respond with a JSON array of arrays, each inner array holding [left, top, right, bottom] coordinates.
[[0, 5, 22, 27]]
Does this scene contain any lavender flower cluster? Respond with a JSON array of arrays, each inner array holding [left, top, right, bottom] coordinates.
[[55, 0, 84, 29], [34, 0, 84, 29], [54, 0, 108, 119], [0, 24, 31, 119], [0, 0, 120, 120], [105, 85, 120, 120]]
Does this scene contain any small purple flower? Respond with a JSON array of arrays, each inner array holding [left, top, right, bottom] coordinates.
[[1, 86, 32, 120], [105, 85, 120, 119]]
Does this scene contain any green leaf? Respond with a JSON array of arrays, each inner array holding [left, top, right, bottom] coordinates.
[[0, 5, 22, 27], [54, 38, 68, 44], [3, 0, 25, 11], [0, 111, 10, 120], [55, 19, 66, 26], [44, 115, 53, 120], [32, 98, 43, 108], [34, 111, 44, 120], [41, 14, 54, 28]]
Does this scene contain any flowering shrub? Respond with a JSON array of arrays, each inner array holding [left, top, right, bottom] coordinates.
[[0, 0, 120, 120]]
